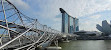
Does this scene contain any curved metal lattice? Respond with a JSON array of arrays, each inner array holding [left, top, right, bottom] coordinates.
[[0, 0, 61, 50]]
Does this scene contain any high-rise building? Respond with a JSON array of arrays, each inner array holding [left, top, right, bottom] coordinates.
[[60, 8, 79, 34], [74, 18, 79, 32]]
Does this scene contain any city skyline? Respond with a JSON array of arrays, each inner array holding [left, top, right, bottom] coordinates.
[[8, 0, 111, 31], [0, 0, 111, 50]]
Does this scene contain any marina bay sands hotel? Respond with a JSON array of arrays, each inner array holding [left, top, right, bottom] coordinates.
[[60, 8, 79, 34]]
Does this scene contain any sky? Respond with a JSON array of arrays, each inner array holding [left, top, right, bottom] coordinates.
[[9, 0, 111, 31]]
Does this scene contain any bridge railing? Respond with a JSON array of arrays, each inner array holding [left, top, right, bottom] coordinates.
[[0, 0, 62, 49]]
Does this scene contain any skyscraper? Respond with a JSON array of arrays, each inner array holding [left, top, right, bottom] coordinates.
[[74, 18, 79, 32], [60, 8, 79, 34]]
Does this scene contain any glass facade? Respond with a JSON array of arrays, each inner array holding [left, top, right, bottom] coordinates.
[[76, 19, 79, 31], [64, 13, 69, 33], [60, 8, 79, 34], [69, 17, 74, 33], [74, 18, 79, 32]]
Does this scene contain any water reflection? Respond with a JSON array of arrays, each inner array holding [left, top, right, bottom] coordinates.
[[59, 40, 111, 50]]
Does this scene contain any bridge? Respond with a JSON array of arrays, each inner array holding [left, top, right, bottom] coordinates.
[[0, 0, 77, 50]]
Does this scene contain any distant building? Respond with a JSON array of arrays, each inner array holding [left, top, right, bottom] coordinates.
[[74, 18, 79, 32], [96, 20, 111, 36], [60, 8, 79, 34]]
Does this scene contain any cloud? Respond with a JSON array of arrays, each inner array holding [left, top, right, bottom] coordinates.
[[79, 15, 102, 31], [7, 0, 111, 31], [90, 15, 101, 19], [9, 0, 30, 10]]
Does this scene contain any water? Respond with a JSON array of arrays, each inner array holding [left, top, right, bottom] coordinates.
[[59, 40, 111, 50]]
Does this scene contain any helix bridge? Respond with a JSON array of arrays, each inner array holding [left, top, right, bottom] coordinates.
[[0, 0, 62, 50]]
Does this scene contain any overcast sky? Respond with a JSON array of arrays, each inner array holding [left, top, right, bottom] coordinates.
[[9, 0, 111, 31]]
